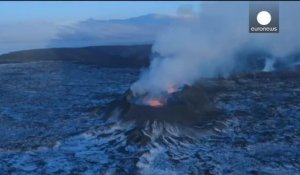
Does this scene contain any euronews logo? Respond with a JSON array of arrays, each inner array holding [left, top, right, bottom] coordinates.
[[249, 2, 279, 33], [257, 11, 271, 25]]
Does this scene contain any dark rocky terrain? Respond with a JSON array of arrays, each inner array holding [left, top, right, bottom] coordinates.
[[0, 47, 299, 174]]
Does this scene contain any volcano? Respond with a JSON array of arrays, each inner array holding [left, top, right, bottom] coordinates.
[[103, 79, 237, 128], [1, 62, 300, 174], [104, 67, 300, 129]]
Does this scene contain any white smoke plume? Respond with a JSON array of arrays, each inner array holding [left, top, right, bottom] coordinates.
[[263, 58, 275, 72], [131, 2, 300, 97]]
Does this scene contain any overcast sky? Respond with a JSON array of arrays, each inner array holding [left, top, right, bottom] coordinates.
[[0, 2, 200, 22], [0, 1, 200, 54]]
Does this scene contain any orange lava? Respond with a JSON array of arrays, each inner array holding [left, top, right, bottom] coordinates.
[[148, 99, 164, 107]]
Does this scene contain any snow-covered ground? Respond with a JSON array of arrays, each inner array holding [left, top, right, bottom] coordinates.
[[0, 61, 299, 175]]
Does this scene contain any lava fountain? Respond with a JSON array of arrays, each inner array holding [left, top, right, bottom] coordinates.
[[139, 86, 179, 108], [147, 99, 164, 108]]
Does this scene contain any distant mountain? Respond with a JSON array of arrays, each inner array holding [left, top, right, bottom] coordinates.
[[0, 45, 152, 68], [0, 14, 185, 54], [48, 14, 183, 48]]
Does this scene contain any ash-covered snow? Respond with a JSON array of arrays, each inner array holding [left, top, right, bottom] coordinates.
[[0, 61, 299, 175]]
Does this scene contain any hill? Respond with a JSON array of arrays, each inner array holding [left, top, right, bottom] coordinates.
[[0, 45, 152, 68]]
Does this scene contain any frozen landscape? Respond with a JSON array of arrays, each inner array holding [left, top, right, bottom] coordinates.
[[0, 60, 299, 175], [1, 2, 300, 174]]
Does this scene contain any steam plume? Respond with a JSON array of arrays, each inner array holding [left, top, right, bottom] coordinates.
[[131, 2, 300, 97]]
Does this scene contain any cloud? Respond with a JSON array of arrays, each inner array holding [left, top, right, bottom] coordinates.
[[131, 2, 300, 97], [0, 14, 187, 54], [48, 14, 184, 48]]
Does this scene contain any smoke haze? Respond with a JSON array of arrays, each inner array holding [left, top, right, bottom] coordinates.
[[131, 2, 300, 97]]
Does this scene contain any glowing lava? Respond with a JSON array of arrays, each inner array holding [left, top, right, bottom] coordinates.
[[147, 99, 164, 107]]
